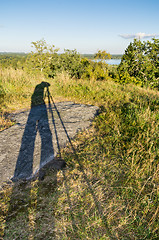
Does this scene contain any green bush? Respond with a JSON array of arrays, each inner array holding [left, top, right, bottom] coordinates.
[[57, 49, 84, 79], [82, 61, 109, 80]]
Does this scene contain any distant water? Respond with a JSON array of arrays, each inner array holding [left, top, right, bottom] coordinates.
[[94, 59, 121, 65], [105, 59, 121, 65]]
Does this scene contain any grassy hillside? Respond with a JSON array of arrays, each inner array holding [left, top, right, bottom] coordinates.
[[0, 68, 159, 239]]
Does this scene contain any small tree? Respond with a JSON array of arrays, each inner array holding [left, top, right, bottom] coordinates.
[[25, 39, 59, 76], [117, 38, 159, 88], [93, 50, 111, 80], [94, 50, 111, 62]]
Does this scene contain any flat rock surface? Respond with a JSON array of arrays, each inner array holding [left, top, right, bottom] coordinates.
[[0, 101, 99, 187]]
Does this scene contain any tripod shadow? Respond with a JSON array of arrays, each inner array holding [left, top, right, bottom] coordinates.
[[47, 90, 115, 239]]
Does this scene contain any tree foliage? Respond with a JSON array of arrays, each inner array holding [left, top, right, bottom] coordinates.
[[57, 49, 83, 78], [94, 50, 111, 61], [117, 38, 159, 89], [89, 50, 111, 80], [25, 40, 112, 81], [25, 39, 59, 76]]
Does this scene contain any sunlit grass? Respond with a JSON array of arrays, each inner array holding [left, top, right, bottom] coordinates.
[[0, 69, 159, 239], [0, 68, 67, 131]]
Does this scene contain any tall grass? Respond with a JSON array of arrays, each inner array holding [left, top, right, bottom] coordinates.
[[0, 69, 159, 239], [0, 67, 55, 130], [0, 67, 48, 110], [52, 74, 159, 239]]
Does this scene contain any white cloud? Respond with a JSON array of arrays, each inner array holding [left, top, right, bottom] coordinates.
[[119, 32, 159, 39]]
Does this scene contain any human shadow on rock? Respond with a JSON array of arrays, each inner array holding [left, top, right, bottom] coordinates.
[[13, 81, 54, 181]]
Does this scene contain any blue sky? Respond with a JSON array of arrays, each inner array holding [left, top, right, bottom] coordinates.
[[0, 0, 159, 54]]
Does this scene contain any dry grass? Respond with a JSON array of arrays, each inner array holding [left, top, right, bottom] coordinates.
[[0, 68, 68, 131], [0, 111, 15, 131], [0, 67, 48, 110], [0, 69, 159, 239]]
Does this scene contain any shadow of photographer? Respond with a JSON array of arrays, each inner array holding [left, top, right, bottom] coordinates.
[[13, 81, 54, 181], [1, 82, 58, 239]]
